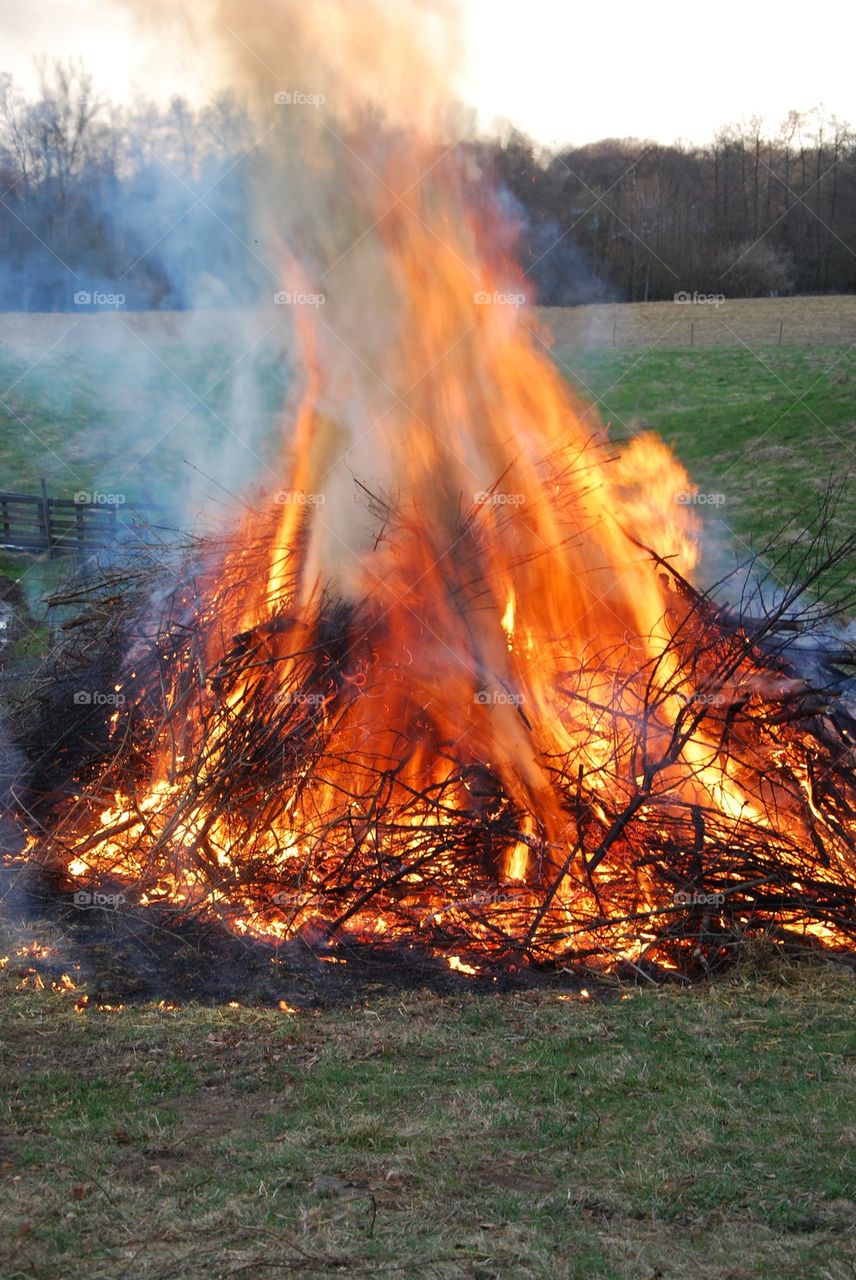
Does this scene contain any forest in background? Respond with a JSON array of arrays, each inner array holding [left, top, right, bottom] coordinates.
[[1, 61, 854, 309]]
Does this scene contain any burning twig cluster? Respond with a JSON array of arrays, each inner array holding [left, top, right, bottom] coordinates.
[[14, 492, 856, 978]]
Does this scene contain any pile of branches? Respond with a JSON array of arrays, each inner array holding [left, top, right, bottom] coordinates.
[[9, 504, 856, 978]]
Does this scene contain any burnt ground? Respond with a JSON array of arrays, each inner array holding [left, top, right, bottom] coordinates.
[[5, 860, 855, 1013], [0, 861, 614, 1009]]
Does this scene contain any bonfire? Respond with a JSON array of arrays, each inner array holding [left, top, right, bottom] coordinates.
[[11, 13, 856, 979]]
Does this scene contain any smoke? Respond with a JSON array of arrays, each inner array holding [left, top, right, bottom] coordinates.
[[121, 0, 463, 136], [0, 62, 293, 522], [0, 3, 472, 537], [0, 5, 613, 536], [106, 0, 700, 623], [106, 1, 474, 582]]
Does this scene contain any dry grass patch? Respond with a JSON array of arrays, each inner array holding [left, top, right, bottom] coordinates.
[[0, 917, 853, 1278], [538, 295, 856, 349]]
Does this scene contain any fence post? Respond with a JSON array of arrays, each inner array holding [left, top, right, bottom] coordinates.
[[778, 319, 784, 346], [690, 321, 694, 347], [39, 478, 52, 557], [76, 497, 86, 560]]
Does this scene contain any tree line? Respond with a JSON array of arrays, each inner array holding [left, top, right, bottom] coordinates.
[[1, 61, 854, 310], [0, 62, 263, 311], [488, 114, 856, 303]]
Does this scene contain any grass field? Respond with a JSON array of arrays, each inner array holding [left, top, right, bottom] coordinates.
[[1, 917, 854, 1280], [549, 343, 856, 586], [0, 300, 853, 592], [0, 310, 289, 519]]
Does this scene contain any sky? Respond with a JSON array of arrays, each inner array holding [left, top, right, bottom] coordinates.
[[1, 0, 853, 146]]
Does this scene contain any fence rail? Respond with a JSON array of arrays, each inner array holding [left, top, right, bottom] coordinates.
[[0, 481, 170, 557]]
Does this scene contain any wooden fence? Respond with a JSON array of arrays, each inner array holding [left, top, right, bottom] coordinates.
[[0, 481, 170, 558]]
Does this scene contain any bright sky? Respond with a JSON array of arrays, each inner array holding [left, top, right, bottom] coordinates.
[[2, 0, 853, 146]]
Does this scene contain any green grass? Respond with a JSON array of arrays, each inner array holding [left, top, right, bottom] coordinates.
[[1, 318, 854, 597], [0, 340, 289, 508], [552, 344, 856, 585], [0, 330, 291, 609], [1, 920, 854, 1279], [1, 328, 853, 542]]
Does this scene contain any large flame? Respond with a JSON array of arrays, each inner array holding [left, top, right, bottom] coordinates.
[[27, 0, 856, 970]]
